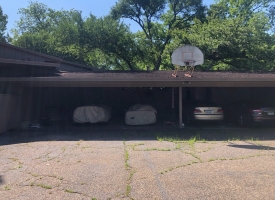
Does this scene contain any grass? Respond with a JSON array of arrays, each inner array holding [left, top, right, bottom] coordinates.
[[187, 152, 203, 163], [126, 185, 131, 197], [124, 148, 130, 169], [37, 184, 52, 189], [123, 139, 135, 199], [175, 142, 181, 149], [156, 133, 205, 144], [4, 185, 10, 190], [30, 173, 39, 177], [130, 143, 144, 150], [65, 189, 76, 193], [188, 136, 197, 147], [8, 157, 19, 161]]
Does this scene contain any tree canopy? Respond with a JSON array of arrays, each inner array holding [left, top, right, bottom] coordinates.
[[0, 6, 8, 42], [111, 0, 207, 70], [170, 0, 275, 70], [8, 0, 275, 71]]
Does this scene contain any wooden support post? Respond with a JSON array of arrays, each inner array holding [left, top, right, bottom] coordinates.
[[179, 86, 183, 128]]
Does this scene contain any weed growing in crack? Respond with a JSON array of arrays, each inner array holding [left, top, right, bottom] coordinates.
[[65, 189, 75, 193], [8, 157, 19, 162], [156, 135, 181, 142], [175, 143, 181, 150], [124, 149, 130, 169], [188, 136, 197, 148], [30, 173, 39, 177], [126, 185, 131, 197], [130, 143, 145, 151], [61, 147, 66, 152], [37, 184, 52, 189], [123, 140, 135, 198], [4, 185, 10, 190], [186, 152, 203, 163]]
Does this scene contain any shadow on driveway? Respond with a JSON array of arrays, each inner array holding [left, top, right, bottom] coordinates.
[[0, 175, 3, 185], [1, 122, 275, 146], [228, 144, 275, 150]]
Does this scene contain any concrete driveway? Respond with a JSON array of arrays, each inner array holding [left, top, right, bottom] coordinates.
[[0, 126, 275, 200]]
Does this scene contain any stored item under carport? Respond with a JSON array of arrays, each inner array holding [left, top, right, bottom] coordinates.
[[73, 106, 111, 123], [125, 104, 157, 125]]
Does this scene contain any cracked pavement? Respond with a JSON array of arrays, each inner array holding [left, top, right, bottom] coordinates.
[[0, 127, 275, 199]]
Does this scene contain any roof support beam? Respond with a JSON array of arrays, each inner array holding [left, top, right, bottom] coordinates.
[[179, 86, 183, 129]]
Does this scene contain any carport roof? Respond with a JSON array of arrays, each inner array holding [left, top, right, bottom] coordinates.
[[2, 70, 275, 87]]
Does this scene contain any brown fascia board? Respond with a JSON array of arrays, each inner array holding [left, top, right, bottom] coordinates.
[[0, 58, 59, 68], [0, 42, 97, 71], [2, 77, 275, 88], [0, 42, 63, 62]]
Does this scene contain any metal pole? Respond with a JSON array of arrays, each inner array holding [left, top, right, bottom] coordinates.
[[179, 86, 183, 128]]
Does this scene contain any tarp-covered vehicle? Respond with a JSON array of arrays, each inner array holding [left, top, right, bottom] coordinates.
[[125, 104, 157, 125], [73, 106, 111, 123]]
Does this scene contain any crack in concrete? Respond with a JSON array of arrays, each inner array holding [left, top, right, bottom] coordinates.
[[143, 151, 170, 200]]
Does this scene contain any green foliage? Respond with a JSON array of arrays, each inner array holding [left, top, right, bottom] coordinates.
[[0, 6, 8, 42], [11, 1, 140, 70], [9, 0, 275, 71], [111, 0, 207, 70], [84, 16, 141, 70], [171, 0, 275, 70]]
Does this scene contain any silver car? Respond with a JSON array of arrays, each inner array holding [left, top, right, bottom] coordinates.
[[183, 100, 224, 124]]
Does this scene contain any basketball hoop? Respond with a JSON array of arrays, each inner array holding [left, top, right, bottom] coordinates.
[[183, 60, 196, 77], [171, 45, 204, 78], [172, 60, 196, 77]]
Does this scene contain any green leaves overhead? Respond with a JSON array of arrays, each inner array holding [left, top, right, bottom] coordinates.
[[111, 0, 206, 70], [172, 0, 275, 70], [0, 6, 8, 42]]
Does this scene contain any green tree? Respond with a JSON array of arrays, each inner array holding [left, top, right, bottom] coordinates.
[[14, 1, 53, 34], [171, 0, 275, 70], [111, 0, 206, 70], [0, 6, 8, 42], [12, 7, 86, 63], [11, 1, 141, 70], [83, 16, 142, 70]]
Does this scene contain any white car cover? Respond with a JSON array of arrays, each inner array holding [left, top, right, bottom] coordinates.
[[125, 104, 157, 125], [73, 106, 111, 123]]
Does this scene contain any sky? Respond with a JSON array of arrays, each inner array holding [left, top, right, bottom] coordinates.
[[1, 0, 215, 34]]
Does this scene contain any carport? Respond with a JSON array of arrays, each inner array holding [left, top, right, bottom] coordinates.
[[2, 70, 275, 133], [2, 42, 275, 133]]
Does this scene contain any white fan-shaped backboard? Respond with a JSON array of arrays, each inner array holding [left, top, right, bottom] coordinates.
[[171, 45, 204, 66]]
